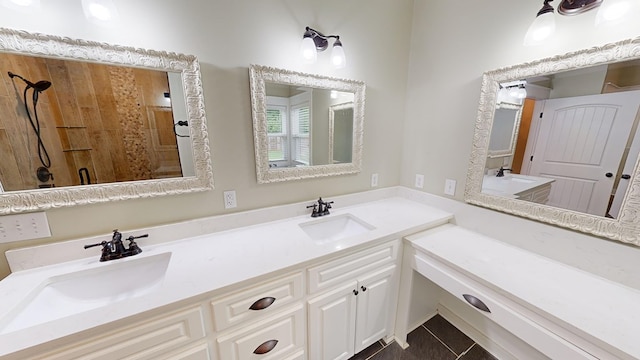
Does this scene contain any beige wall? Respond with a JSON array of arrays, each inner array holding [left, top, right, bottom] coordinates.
[[0, 0, 413, 278], [402, 0, 640, 197], [2, 0, 640, 279]]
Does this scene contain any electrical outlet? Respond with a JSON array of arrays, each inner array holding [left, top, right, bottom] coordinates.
[[415, 174, 424, 189], [444, 179, 457, 196], [371, 173, 379, 187], [0, 212, 51, 244], [223, 190, 237, 209]]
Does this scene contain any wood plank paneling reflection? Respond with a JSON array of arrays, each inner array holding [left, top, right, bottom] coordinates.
[[0, 52, 182, 191]]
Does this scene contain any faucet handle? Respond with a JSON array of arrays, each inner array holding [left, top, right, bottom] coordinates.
[[126, 234, 146, 256], [83, 241, 108, 250], [307, 203, 319, 217]]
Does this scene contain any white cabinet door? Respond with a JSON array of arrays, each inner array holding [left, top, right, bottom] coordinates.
[[354, 265, 395, 354], [308, 281, 358, 360]]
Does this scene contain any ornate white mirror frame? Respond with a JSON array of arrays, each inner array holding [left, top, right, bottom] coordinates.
[[465, 36, 640, 246], [249, 64, 365, 184], [0, 28, 213, 214]]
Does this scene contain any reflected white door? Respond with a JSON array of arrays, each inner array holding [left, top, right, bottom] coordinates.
[[527, 91, 640, 216]]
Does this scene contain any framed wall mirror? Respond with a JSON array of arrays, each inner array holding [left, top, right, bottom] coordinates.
[[465, 36, 640, 246], [0, 28, 213, 214], [487, 103, 522, 159], [249, 65, 365, 183]]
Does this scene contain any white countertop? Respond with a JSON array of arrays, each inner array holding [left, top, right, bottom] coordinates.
[[0, 196, 453, 356], [408, 225, 640, 359], [482, 174, 554, 198]]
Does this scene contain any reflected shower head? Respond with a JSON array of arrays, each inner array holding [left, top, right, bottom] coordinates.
[[8, 71, 51, 92]]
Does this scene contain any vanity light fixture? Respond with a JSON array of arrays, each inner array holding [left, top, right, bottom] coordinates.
[[498, 81, 527, 103], [82, 0, 119, 23], [300, 27, 346, 69], [523, 0, 630, 46]]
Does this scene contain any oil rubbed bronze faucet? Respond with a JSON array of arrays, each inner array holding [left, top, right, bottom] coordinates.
[[84, 229, 147, 262], [306, 197, 334, 217], [496, 166, 512, 177]]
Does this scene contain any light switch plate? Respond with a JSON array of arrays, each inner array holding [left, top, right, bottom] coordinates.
[[444, 179, 456, 196], [415, 174, 424, 189], [371, 173, 379, 187], [0, 212, 51, 244]]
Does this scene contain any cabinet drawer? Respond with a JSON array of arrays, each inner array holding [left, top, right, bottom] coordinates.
[[32, 307, 206, 360], [308, 240, 399, 293], [157, 342, 211, 360], [413, 253, 597, 360], [216, 305, 305, 360], [211, 272, 303, 331]]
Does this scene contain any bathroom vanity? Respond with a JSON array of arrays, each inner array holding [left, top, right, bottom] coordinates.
[[1, 189, 640, 359], [482, 174, 554, 203], [0, 194, 453, 360]]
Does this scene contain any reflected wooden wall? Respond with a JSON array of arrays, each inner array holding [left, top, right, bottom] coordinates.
[[0, 53, 181, 191]]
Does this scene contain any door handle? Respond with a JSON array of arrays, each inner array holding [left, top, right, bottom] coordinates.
[[622, 174, 631, 180], [605, 172, 613, 178]]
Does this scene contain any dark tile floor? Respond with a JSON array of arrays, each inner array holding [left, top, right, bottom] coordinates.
[[348, 314, 498, 360]]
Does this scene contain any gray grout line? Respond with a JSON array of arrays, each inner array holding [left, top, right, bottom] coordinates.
[[364, 340, 392, 360], [422, 324, 459, 357], [455, 343, 477, 360]]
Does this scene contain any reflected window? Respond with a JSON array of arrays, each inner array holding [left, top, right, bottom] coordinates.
[[266, 91, 312, 167], [267, 105, 288, 162], [291, 104, 310, 165]]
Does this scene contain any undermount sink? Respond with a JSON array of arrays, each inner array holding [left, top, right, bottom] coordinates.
[[0, 252, 171, 334], [504, 175, 536, 184], [299, 214, 375, 244]]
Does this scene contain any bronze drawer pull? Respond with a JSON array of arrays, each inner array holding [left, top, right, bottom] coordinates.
[[463, 294, 491, 313], [249, 297, 276, 310], [253, 339, 278, 354]]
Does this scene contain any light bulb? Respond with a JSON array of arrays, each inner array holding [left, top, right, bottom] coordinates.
[[82, 0, 119, 23], [595, 0, 633, 26], [300, 37, 317, 64], [497, 87, 509, 104], [523, 11, 556, 46], [331, 42, 346, 69]]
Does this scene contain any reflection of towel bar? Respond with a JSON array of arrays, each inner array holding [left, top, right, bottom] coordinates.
[[604, 82, 640, 91], [173, 120, 190, 138]]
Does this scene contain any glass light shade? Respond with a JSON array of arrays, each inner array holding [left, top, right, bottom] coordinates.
[[1, 0, 40, 10], [497, 87, 509, 103], [82, 0, 119, 23], [595, 0, 633, 26], [331, 44, 346, 69], [507, 86, 527, 100], [523, 12, 556, 46], [300, 37, 318, 64]]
